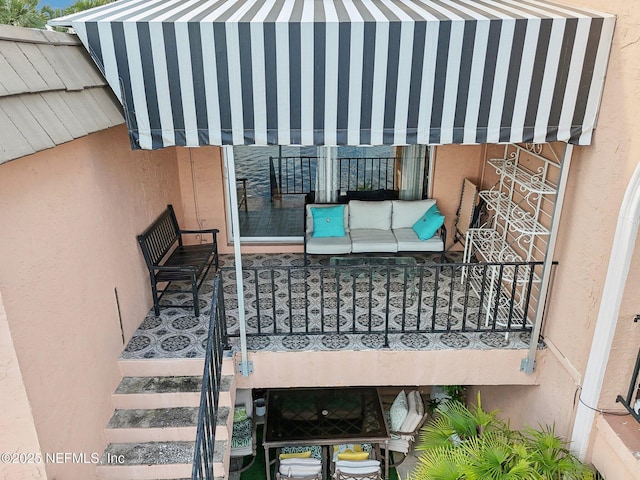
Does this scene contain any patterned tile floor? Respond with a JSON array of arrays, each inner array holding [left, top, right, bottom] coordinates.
[[121, 253, 540, 360]]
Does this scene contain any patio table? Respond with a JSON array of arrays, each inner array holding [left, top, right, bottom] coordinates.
[[330, 256, 418, 300], [263, 387, 390, 480]]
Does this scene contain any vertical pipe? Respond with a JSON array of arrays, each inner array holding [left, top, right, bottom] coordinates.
[[223, 146, 250, 377], [523, 144, 573, 374]]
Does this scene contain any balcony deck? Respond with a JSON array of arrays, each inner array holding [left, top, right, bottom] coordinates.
[[121, 253, 541, 361]]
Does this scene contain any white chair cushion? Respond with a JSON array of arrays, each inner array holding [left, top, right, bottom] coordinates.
[[387, 437, 410, 454], [393, 227, 444, 252], [280, 458, 322, 467], [391, 199, 436, 229], [350, 229, 398, 253], [336, 458, 381, 475], [336, 465, 381, 475], [335, 460, 380, 470], [399, 390, 424, 434], [348, 200, 392, 230], [279, 464, 322, 477], [306, 204, 349, 234], [306, 233, 352, 255]]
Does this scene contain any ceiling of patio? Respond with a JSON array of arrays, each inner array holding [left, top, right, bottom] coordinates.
[[51, 0, 615, 150]]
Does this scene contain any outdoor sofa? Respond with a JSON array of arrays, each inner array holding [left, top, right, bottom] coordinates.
[[304, 199, 446, 264]]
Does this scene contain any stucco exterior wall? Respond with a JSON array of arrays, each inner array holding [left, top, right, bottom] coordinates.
[[430, 145, 484, 249], [0, 125, 180, 479], [235, 349, 543, 391], [0, 291, 48, 480]]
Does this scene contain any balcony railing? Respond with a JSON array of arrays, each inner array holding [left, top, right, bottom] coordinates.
[[192, 275, 228, 480], [221, 261, 544, 346], [269, 156, 400, 200], [616, 347, 640, 423]]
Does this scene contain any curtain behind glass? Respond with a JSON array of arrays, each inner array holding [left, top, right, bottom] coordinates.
[[315, 146, 339, 203], [399, 145, 427, 200]]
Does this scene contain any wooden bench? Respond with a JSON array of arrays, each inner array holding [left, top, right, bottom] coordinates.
[[137, 205, 219, 317]]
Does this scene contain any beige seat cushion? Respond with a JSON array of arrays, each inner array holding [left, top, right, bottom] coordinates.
[[350, 229, 398, 253], [393, 227, 444, 252], [306, 233, 352, 255]]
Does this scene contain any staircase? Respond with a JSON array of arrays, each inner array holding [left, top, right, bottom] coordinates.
[[97, 357, 236, 480]]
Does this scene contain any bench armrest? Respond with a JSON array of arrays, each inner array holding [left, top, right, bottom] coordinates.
[[152, 265, 199, 273], [179, 228, 220, 235]]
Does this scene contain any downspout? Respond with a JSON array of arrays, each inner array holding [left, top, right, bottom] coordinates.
[[571, 160, 640, 458], [522, 144, 574, 373], [223, 147, 251, 377]]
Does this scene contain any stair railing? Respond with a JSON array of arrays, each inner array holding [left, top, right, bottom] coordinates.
[[192, 274, 227, 480]]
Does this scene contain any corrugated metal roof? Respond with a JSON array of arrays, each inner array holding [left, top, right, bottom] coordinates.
[[0, 24, 124, 165]]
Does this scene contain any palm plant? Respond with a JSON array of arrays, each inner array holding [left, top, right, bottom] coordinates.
[[0, 0, 46, 28], [410, 393, 595, 480]]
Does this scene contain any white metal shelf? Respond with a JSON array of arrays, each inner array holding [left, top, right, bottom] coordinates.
[[464, 228, 541, 284], [478, 191, 550, 235], [487, 158, 557, 195]]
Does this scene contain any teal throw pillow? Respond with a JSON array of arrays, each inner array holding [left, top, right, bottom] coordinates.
[[311, 205, 346, 238], [412, 204, 444, 240]]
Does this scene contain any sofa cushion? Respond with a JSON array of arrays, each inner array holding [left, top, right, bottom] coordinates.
[[412, 204, 445, 240], [350, 229, 398, 253], [348, 200, 392, 230], [310, 205, 346, 238], [391, 199, 436, 229], [306, 204, 349, 234], [306, 233, 352, 255], [393, 227, 444, 251]]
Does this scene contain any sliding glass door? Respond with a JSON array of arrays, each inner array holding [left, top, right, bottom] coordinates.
[[224, 145, 430, 242]]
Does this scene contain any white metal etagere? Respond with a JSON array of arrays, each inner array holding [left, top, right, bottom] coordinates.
[[463, 144, 560, 329]]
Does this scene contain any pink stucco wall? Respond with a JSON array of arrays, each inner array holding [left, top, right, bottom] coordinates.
[[0, 125, 180, 479], [0, 290, 48, 480]]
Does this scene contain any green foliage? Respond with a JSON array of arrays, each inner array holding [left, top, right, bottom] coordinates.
[[0, 0, 114, 29], [410, 393, 595, 480], [0, 0, 46, 28]]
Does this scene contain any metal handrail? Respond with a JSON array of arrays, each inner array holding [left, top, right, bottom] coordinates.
[[616, 347, 640, 423], [221, 260, 546, 346], [192, 275, 227, 480]]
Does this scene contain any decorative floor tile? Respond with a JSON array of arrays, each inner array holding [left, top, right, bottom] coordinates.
[[121, 252, 541, 360]]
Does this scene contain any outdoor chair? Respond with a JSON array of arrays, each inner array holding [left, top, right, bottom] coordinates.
[[333, 456, 381, 480], [229, 389, 257, 474], [329, 444, 379, 477], [381, 390, 428, 467], [275, 445, 326, 480], [445, 178, 481, 257]]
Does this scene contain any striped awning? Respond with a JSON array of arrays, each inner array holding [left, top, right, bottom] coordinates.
[[51, 0, 615, 149]]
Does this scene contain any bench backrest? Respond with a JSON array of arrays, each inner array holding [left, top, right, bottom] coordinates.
[[137, 205, 181, 268]]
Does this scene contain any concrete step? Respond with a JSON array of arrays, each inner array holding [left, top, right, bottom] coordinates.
[[119, 358, 205, 377], [97, 440, 227, 480], [118, 354, 235, 378], [105, 405, 230, 443], [112, 374, 235, 410], [113, 376, 202, 409]]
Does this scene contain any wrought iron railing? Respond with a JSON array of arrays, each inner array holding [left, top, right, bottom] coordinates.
[[221, 261, 544, 347], [616, 347, 640, 423], [192, 275, 228, 480], [268, 156, 400, 200]]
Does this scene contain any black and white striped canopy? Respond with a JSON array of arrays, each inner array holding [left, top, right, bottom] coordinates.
[[51, 0, 615, 149]]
